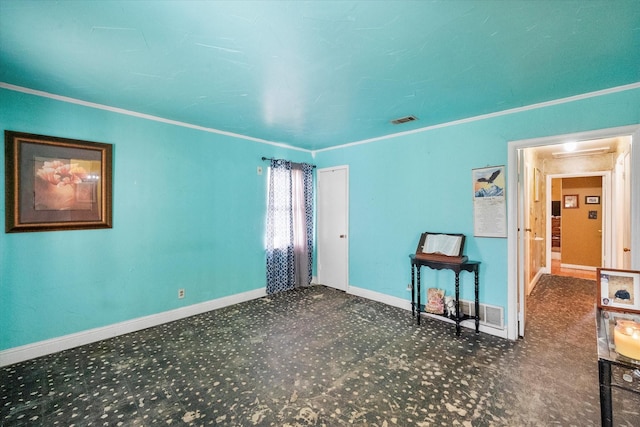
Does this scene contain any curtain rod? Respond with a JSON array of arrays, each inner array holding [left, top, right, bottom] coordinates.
[[261, 157, 316, 168]]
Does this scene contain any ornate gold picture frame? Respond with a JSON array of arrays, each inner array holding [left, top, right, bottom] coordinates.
[[5, 131, 113, 232]]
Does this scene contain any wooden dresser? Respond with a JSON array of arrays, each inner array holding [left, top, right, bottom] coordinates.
[[552, 217, 561, 248]]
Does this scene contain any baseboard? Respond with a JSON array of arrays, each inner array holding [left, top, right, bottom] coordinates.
[[527, 269, 546, 295], [347, 285, 507, 339], [2, 284, 508, 367], [347, 285, 413, 311], [0, 288, 267, 367], [560, 263, 597, 271]]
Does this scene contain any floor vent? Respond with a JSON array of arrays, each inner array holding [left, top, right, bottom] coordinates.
[[458, 299, 504, 329]]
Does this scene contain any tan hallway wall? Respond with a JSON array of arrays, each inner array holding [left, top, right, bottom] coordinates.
[[561, 176, 603, 266]]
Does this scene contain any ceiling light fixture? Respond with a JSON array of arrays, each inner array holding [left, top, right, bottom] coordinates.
[[551, 147, 611, 159]]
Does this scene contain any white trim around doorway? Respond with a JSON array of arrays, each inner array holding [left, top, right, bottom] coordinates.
[[544, 171, 611, 274], [507, 124, 640, 341]]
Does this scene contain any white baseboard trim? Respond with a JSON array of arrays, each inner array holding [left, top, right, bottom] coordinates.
[[0, 288, 266, 367], [347, 285, 508, 340], [560, 263, 597, 271], [527, 269, 546, 295], [347, 285, 412, 311], [2, 284, 509, 367]]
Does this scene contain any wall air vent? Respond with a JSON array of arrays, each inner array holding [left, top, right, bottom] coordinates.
[[421, 299, 504, 331], [391, 115, 418, 125], [459, 299, 504, 329]]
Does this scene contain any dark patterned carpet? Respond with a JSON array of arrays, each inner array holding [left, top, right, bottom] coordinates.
[[2, 275, 639, 426]]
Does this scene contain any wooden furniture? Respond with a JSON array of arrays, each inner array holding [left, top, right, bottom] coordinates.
[[551, 217, 561, 248], [409, 254, 480, 336], [596, 308, 640, 427]]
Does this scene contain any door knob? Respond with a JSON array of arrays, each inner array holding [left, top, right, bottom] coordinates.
[[339, 234, 346, 238], [624, 248, 631, 252]]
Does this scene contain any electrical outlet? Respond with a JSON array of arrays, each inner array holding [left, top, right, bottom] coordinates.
[[178, 289, 185, 299], [406, 284, 412, 291]]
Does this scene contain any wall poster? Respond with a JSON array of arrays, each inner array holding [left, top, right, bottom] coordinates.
[[473, 165, 506, 238]]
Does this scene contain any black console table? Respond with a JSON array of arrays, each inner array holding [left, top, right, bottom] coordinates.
[[409, 254, 480, 336], [596, 308, 640, 427]]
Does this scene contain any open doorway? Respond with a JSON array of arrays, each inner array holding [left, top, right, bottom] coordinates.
[[548, 174, 605, 281], [506, 125, 640, 340]]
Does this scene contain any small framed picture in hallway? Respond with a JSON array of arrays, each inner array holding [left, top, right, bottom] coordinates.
[[585, 195, 600, 204], [597, 268, 640, 313], [563, 194, 579, 209]]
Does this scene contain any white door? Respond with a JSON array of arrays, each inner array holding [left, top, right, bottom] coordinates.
[[633, 127, 640, 270], [517, 150, 527, 337], [317, 166, 349, 291], [623, 151, 632, 268]]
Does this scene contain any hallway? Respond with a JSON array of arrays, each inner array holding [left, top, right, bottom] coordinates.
[[550, 258, 597, 280]]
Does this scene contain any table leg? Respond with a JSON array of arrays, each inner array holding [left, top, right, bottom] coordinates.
[[411, 264, 415, 317], [416, 266, 421, 325], [474, 268, 480, 333], [598, 359, 613, 427], [455, 272, 461, 336]]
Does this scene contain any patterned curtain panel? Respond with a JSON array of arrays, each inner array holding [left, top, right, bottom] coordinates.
[[265, 159, 314, 295], [292, 163, 314, 287]]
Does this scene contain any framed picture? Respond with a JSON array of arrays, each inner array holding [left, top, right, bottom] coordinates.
[[563, 194, 579, 209], [586, 196, 600, 204], [589, 210, 598, 219], [5, 131, 113, 232], [597, 268, 640, 313]]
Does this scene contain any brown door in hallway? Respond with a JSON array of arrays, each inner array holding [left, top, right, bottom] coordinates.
[[561, 176, 602, 268]]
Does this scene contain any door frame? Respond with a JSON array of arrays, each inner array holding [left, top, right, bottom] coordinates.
[[507, 124, 640, 340], [544, 172, 610, 274]]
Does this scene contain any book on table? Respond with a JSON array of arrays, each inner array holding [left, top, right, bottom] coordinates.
[[415, 232, 468, 263]]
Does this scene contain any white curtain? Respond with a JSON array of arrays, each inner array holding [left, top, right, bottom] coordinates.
[[265, 160, 314, 294]]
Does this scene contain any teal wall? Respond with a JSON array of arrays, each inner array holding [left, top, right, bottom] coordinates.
[[0, 88, 311, 351], [1, 86, 639, 352], [315, 88, 640, 314]]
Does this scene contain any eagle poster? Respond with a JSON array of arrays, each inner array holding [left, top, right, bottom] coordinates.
[[473, 165, 506, 238]]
